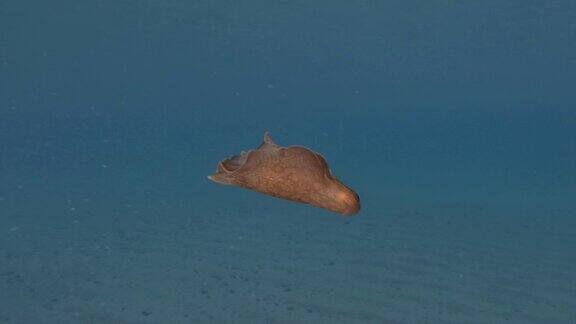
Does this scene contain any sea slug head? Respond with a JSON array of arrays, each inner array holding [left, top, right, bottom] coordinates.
[[325, 180, 361, 216]]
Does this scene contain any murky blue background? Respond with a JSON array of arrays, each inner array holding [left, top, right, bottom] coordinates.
[[1, 1, 575, 323]]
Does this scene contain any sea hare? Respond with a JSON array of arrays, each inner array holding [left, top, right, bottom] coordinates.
[[208, 132, 360, 216]]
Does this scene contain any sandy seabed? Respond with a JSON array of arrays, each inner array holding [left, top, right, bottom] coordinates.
[[1, 176, 574, 324]]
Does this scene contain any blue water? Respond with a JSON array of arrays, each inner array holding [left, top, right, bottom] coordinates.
[[1, 1, 575, 323]]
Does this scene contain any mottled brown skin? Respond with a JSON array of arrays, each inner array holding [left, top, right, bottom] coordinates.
[[208, 132, 360, 216]]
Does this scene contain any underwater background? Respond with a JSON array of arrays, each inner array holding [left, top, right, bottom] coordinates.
[[1, 0, 575, 323]]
